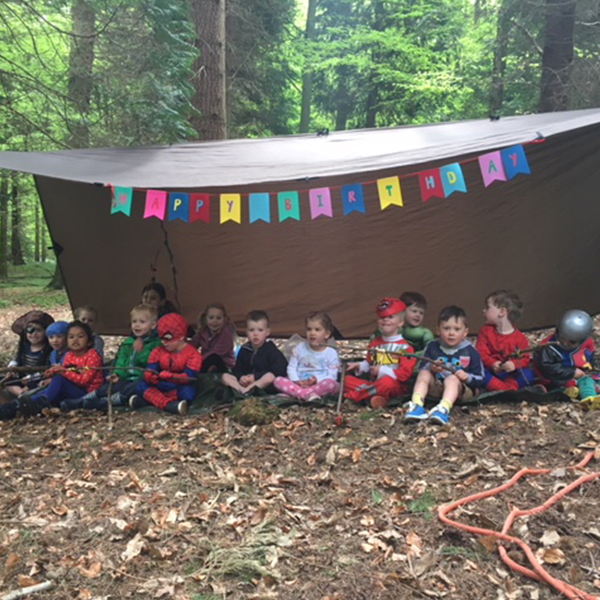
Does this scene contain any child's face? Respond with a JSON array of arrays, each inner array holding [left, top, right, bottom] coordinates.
[[206, 308, 225, 334], [48, 334, 67, 351], [405, 304, 425, 327], [438, 317, 468, 348], [25, 324, 46, 346], [160, 332, 186, 353], [557, 334, 581, 351], [246, 319, 270, 348], [306, 319, 330, 349], [378, 312, 403, 337], [142, 290, 164, 308], [68, 326, 90, 354], [483, 299, 505, 326], [78, 310, 97, 331], [131, 310, 156, 338]]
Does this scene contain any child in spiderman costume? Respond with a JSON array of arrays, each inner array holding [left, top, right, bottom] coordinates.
[[131, 313, 202, 415]]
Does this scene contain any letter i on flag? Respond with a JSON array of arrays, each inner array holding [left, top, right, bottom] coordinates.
[[190, 194, 210, 223], [144, 190, 167, 220], [478, 151, 507, 187], [168, 193, 190, 222], [501, 145, 531, 180], [309, 188, 333, 219], [111, 186, 133, 216], [220, 194, 241, 224], [440, 163, 467, 197], [377, 177, 403, 210], [278, 191, 301, 222], [249, 193, 271, 223], [418, 169, 444, 202]]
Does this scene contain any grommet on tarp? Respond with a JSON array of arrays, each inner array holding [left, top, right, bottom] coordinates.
[[489, 115, 500, 121], [316, 128, 329, 136]]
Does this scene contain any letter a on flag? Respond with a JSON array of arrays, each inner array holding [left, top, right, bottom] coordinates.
[[479, 151, 507, 187], [144, 190, 167, 220]]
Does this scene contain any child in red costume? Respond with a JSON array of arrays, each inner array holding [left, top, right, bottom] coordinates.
[[344, 298, 416, 409], [132, 313, 202, 415], [477, 290, 535, 391]]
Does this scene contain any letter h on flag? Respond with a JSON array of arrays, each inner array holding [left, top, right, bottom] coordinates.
[[419, 169, 444, 202]]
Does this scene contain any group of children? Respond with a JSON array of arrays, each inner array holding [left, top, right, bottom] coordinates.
[[1, 282, 598, 425]]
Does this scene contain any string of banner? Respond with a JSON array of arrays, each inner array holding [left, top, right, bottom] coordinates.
[[109, 143, 531, 224]]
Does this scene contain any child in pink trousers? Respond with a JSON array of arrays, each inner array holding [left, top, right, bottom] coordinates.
[[274, 311, 340, 402]]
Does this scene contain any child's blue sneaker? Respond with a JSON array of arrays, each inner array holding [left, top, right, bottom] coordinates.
[[428, 404, 450, 425], [404, 402, 428, 421]]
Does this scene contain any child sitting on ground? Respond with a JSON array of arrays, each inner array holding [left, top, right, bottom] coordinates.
[[534, 309, 597, 400], [406, 305, 484, 425], [141, 282, 179, 319], [274, 311, 340, 402], [477, 290, 535, 391], [222, 310, 287, 395], [46, 321, 70, 366], [400, 292, 435, 353], [19, 321, 104, 417], [81, 304, 162, 410], [74, 305, 104, 359], [190, 302, 236, 373], [131, 313, 202, 415], [5, 311, 54, 397], [345, 298, 416, 409]]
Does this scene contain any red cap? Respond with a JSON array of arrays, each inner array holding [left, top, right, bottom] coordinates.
[[158, 313, 188, 340], [376, 298, 407, 317]]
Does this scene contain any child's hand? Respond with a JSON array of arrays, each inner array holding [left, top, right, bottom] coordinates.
[[346, 362, 361, 372], [501, 361, 516, 373], [370, 366, 380, 377], [574, 368, 586, 379], [491, 361, 502, 374], [431, 360, 445, 373], [240, 375, 255, 387], [455, 369, 469, 382], [110, 373, 120, 383]]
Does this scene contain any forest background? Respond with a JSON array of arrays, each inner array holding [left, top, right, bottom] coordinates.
[[0, 0, 598, 287]]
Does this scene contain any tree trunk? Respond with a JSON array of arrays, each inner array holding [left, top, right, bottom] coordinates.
[[489, 1, 515, 116], [299, 0, 318, 133], [364, 0, 385, 128], [68, 0, 95, 148], [10, 180, 25, 266], [41, 226, 47, 262], [34, 202, 41, 262], [48, 257, 64, 290], [0, 177, 8, 279], [539, 0, 576, 112], [190, 0, 228, 140]]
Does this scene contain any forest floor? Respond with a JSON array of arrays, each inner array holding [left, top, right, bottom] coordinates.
[[1, 269, 600, 600]]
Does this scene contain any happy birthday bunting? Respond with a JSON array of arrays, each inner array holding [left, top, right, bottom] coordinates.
[[377, 177, 403, 210], [190, 193, 210, 223], [479, 151, 507, 187], [169, 193, 190, 222], [342, 184, 366, 215], [309, 188, 333, 219], [220, 194, 241, 224], [419, 169, 444, 202], [144, 190, 167, 220], [501, 145, 531, 180], [111, 186, 133, 216], [440, 163, 467, 197], [278, 191, 300, 222], [249, 193, 271, 223]]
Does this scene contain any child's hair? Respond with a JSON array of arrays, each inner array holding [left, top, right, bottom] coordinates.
[[199, 302, 230, 329], [141, 282, 167, 301], [486, 289, 523, 323], [246, 310, 270, 326], [400, 291, 428, 309], [305, 311, 334, 335], [67, 320, 94, 348], [438, 305, 467, 325], [16, 319, 51, 365], [131, 303, 158, 321], [74, 305, 98, 320]]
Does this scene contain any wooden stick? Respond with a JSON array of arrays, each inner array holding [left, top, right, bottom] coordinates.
[[0, 366, 50, 375], [2, 581, 53, 600], [106, 358, 117, 431], [336, 361, 347, 418]]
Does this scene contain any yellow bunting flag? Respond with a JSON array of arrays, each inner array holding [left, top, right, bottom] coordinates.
[[377, 176, 403, 210], [220, 194, 241, 224]]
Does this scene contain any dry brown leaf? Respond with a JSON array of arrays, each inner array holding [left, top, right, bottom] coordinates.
[[352, 448, 362, 463], [413, 551, 436, 577], [540, 528, 560, 547], [17, 575, 39, 587], [479, 535, 499, 553], [325, 445, 337, 465], [78, 588, 93, 600], [5, 553, 20, 568], [251, 505, 268, 526], [306, 453, 317, 466], [79, 561, 102, 579], [406, 531, 423, 557], [121, 532, 145, 562], [536, 547, 565, 565]]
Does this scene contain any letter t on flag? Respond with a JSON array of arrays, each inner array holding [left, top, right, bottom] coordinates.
[[377, 177, 403, 210]]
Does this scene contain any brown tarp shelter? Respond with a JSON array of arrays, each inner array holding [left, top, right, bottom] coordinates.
[[1, 108, 600, 337]]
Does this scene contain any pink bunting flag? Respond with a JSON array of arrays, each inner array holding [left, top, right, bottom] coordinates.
[[309, 188, 333, 219], [144, 190, 167, 220], [419, 169, 444, 202], [478, 151, 507, 187]]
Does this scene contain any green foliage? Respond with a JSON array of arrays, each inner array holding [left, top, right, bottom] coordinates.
[[408, 490, 436, 519]]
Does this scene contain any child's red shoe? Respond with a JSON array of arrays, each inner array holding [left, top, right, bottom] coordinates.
[[370, 395, 390, 409]]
